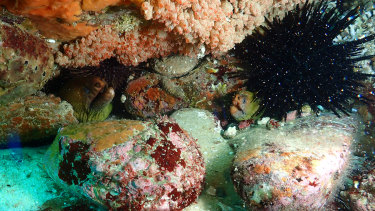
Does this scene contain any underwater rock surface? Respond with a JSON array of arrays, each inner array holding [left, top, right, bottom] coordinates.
[[0, 94, 78, 147], [0, 21, 55, 106], [44, 118, 205, 210], [171, 108, 245, 210], [124, 59, 243, 118], [345, 167, 375, 211], [231, 114, 360, 210], [153, 55, 199, 78]]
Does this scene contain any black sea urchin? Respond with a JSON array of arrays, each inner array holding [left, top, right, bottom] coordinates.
[[232, 0, 375, 118]]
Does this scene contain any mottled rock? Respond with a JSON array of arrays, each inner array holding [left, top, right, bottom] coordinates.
[[45, 118, 205, 210], [345, 167, 375, 211], [124, 58, 244, 118], [231, 114, 360, 210], [171, 108, 245, 210], [0, 21, 55, 105], [124, 73, 188, 118], [153, 55, 199, 78], [0, 93, 78, 147]]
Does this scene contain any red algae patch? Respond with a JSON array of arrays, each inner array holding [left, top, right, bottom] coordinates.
[[45, 118, 205, 210]]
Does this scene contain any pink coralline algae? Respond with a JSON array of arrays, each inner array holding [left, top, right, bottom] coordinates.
[[56, 0, 307, 67], [45, 118, 205, 210], [231, 114, 359, 210], [124, 73, 188, 118]]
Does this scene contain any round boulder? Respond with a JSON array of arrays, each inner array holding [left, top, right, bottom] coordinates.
[[45, 118, 205, 210], [231, 114, 360, 210]]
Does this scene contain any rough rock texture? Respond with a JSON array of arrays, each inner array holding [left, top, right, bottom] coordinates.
[[124, 73, 188, 118], [0, 94, 78, 147], [171, 108, 245, 210], [45, 118, 205, 210], [124, 58, 244, 118], [231, 114, 360, 210], [0, 21, 55, 105], [343, 166, 375, 211], [153, 55, 199, 77]]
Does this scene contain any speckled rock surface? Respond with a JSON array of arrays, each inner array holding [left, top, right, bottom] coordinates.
[[231, 114, 360, 210], [45, 118, 205, 210], [340, 164, 375, 211], [0, 20, 55, 105], [124, 73, 188, 118], [0, 93, 78, 147], [153, 55, 199, 78], [124, 58, 244, 118], [171, 108, 245, 210]]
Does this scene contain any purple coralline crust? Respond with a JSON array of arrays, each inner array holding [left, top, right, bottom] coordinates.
[[53, 119, 205, 210]]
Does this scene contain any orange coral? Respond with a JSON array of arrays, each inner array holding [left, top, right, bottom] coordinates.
[[3, 0, 307, 60], [0, 0, 134, 41], [253, 164, 271, 174], [81, 0, 125, 11], [2, 0, 82, 23], [31, 17, 97, 41]]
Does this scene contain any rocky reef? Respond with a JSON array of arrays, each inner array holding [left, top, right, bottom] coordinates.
[[0, 0, 375, 210]]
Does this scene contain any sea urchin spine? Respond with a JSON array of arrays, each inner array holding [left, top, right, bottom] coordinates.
[[233, 0, 375, 119]]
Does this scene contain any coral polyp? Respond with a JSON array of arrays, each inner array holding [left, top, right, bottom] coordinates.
[[233, 0, 375, 118]]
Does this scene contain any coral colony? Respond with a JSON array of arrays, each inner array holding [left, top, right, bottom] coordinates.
[[233, 0, 375, 119]]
